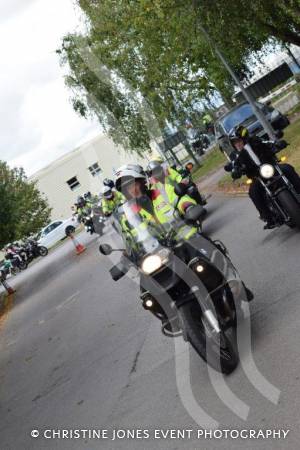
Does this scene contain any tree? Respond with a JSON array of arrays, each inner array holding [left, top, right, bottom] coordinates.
[[200, 0, 300, 48], [60, 0, 299, 156], [58, 1, 252, 154], [0, 161, 51, 248]]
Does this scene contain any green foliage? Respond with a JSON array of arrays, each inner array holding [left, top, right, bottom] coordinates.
[[0, 161, 51, 248], [59, 0, 300, 157]]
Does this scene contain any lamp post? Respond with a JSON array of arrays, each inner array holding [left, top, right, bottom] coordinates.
[[198, 24, 276, 140]]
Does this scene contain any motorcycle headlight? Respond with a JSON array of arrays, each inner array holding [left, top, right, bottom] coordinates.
[[141, 249, 170, 275], [259, 164, 275, 179]]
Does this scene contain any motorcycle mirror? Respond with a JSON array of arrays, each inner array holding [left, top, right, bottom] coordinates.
[[174, 183, 188, 197], [99, 244, 113, 255], [99, 244, 124, 255]]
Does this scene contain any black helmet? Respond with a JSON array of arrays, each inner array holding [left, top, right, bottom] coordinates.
[[103, 178, 115, 189], [77, 196, 85, 207], [229, 125, 249, 144], [147, 160, 164, 179], [84, 191, 92, 200]]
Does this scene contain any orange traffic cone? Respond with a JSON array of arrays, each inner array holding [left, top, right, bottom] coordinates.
[[69, 233, 86, 255], [1, 280, 16, 296]]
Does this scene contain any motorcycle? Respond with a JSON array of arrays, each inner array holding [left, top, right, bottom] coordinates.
[[91, 203, 106, 236], [177, 163, 208, 208], [81, 212, 96, 235], [99, 187, 253, 374], [24, 239, 48, 262], [5, 252, 28, 271], [227, 140, 300, 229], [1, 258, 22, 278]]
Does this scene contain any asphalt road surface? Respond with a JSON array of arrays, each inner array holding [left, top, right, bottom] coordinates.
[[1, 195, 300, 450]]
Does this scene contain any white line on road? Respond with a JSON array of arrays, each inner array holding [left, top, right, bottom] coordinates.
[[56, 291, 80, 311]]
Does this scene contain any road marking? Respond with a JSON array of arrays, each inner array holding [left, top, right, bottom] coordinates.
[[56, 291, 80, 311], [38, 320, 45, 325], [6, 339, 18, 347]]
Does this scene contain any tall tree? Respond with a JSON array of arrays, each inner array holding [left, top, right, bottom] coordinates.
[[0, 161, 51, 248], [60, 0, 298, 155]]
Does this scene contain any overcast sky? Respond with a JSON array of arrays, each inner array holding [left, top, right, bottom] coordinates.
[[0, 0, 99, 176]]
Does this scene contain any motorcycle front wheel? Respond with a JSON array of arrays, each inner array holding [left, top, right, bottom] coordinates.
[[277, 189, 300, 228], [179, 302, 238, 374], [38, 246, 48, 257]]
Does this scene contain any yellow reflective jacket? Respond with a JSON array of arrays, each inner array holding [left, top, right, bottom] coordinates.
[[102, 191, 124, 214], [119, 188, 197, 244]]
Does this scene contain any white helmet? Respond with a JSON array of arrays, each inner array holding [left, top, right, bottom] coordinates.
[[116, 164, 144, 174], [101, 185, 113, 199], [115, 165, 146, 194]]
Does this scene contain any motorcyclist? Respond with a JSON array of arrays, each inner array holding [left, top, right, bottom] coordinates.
[[114, 165, 199, 256], [147, 159, 206, 206], [113, 165, 199, 333], [76, 196, 92, 222], [101, 185, 124, 217], [113, 165, 253, 333], [202, 112, 214, 133], [224, 125, 300, 229]]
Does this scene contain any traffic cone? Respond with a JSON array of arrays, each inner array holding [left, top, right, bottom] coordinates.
[[69, 233, 86, 255], [1, 280, 16, 296]]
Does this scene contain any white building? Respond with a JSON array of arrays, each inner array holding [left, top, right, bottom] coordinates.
[[30, 134, 150, 220]]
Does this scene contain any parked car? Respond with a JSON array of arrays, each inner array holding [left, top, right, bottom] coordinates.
[[215, 101, 290, 157], [37, 217, 79, 249]]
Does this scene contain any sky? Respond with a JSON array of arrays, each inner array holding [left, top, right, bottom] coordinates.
[[0, 0, 99, 176]]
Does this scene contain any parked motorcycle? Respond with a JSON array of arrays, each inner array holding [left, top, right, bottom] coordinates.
[[1, 258, 22, 278], [226, 140, 300, 229], [99, 189, 253, 374], [5, 252, 28, 271], [24, 239, 48, 262]]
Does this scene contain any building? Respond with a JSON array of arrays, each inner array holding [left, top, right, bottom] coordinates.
[[29, 134, 150, 220]]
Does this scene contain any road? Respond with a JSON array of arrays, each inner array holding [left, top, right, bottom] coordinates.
[[1, 195, 300, 450]]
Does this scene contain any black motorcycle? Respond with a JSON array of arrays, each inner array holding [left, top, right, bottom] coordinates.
[[99, 189, 253, 374], [178, 164, 208, 208], [24, 239, 48, 262], [91, 204, 106, 236], [227, 141, 300, 229]]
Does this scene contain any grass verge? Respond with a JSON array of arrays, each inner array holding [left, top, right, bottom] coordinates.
[[192, 146, 226, 182]]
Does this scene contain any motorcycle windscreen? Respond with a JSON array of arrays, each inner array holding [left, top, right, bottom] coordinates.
[[112, 194, 194, 259]]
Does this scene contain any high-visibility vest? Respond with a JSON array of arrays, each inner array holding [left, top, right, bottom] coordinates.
[[119, 189, 197, 244], [162, 165, 183, 184], [102, 191, 124, 214]]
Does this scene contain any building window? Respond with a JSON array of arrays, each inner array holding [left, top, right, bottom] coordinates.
[[88, 162, 102, 177], [67, 176, 81, 191]]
